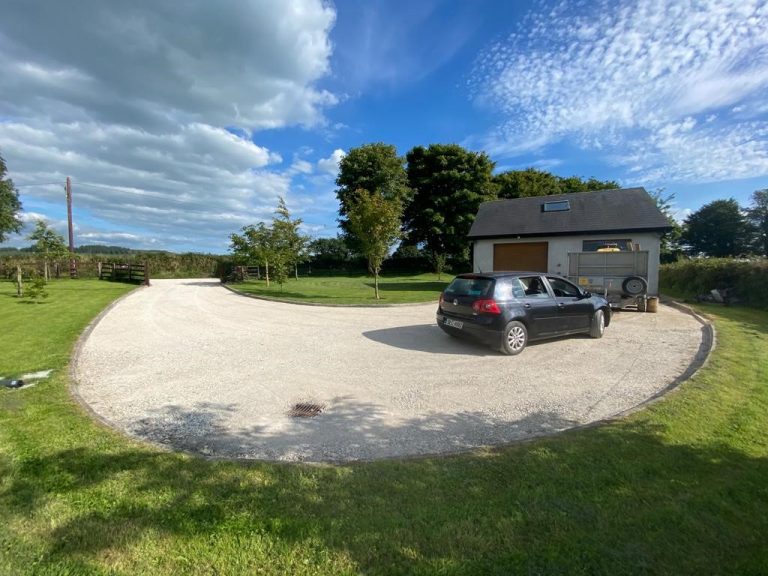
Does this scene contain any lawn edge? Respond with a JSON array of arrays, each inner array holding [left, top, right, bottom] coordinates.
[[221, 281, 438, 308]]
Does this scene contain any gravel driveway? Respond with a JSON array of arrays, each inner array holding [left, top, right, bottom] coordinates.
[[73, 279, 709, 462]]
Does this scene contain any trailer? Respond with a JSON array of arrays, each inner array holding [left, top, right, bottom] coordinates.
[[567, 251, 652, 310]]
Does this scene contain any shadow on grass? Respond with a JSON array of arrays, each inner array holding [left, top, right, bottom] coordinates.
[[3, 411, 768, 574]]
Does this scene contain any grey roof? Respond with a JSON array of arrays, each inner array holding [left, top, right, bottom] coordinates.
[[468, 187, 672, 239]]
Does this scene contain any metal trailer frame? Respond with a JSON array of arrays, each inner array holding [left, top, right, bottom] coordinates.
[[567, 251, 651, 310]]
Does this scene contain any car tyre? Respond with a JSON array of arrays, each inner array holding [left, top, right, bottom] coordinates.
[[501, 321, 528, 355], [590, 309, 605, 338]]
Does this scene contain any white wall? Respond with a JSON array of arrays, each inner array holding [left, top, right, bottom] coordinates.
[[473, 232, 663, 295]]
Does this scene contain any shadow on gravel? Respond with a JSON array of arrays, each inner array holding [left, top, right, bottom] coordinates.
[[362, 324, 495, 356], [127, 398, 579, 462]]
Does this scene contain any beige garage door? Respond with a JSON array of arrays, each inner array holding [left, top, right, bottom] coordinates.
[[493, 242, 548, 272]]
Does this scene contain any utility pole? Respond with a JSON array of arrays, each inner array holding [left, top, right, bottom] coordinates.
[[66, 177, 77, 278]]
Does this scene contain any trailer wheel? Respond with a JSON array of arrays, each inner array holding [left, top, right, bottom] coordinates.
[[622, 276, 648, 296]]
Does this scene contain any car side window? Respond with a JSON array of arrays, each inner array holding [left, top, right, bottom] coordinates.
[[519, 276, 550, 299], [546, 277, 581, 298]]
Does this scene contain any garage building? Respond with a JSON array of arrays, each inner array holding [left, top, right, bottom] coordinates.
[[468, 187, 672, 296]]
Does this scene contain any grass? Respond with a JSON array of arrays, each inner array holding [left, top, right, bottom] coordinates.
[[1, 279, 768, 574], [230, 272, 450, 304]]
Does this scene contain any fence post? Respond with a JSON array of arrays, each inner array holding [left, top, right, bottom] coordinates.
[[144, 261, 150, 286], [97, 262, 102, 280]]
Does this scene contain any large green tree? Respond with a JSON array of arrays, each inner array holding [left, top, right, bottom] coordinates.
[[682, 199, 752, 257], [335, 143, 410, 244], [747, 189, 768, 257], [559, 175, 620, 193], [494, 167, 620, 199], [494, 168, 562, 199], [346, 188, 402, 300], [0, 153, 23, 243], [403, 144, 496, 267]]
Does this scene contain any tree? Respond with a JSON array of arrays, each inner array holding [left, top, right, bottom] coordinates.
[[747, 189, 768, 257], [308, 236, 354, 261], [0, 152, 23, 243], [403, 144, 496, 269], [682, 199, 752, 257], [559, 175, 620, 193], [230, 222, 273, 285], [271, 197, 309, 283], [336, 143, 410, 246], [650, 188, 683, 262], [27, 219, 68, 281], [493, 168, 620, 199], [346, 188, 402, 300], [494, 168, 562, 199]]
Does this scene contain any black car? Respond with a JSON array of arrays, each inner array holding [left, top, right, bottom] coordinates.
[[436, 272, 611, 355]]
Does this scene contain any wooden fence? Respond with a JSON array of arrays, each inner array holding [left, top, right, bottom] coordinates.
[[98, 262, 150, 285]]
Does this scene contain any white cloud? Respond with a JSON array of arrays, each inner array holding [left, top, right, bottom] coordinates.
[[471, 0, 768, 183], [317, 148, 346, 175], [0, 0, 337, 252]]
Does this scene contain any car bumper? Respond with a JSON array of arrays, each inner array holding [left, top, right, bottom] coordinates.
[[436, 313, 503, 347]]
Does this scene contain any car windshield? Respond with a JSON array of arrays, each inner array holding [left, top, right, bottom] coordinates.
[[445, 277, 494, 298]]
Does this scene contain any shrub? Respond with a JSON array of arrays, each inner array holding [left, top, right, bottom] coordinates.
[[660, 258, 768, 309]]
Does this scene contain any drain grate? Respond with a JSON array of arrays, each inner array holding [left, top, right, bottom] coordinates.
[[288, 402, 324, 418]]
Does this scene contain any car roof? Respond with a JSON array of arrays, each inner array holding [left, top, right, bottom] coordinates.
[[454, 271, 556, 279]]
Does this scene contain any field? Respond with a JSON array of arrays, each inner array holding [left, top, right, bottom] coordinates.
[[1, 278, 767, 574]]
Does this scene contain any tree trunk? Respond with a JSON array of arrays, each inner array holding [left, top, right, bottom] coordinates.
[[295, 263, 298, 280], [16, 265, 23, 297], [265, 261, 270, 287], [374, 268, 380, 300], [43, 259, 49, 282]]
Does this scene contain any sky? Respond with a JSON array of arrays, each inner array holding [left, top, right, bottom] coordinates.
[[1, 0, 767, 253]]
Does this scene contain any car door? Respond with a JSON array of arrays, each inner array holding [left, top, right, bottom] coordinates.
[[544, 276, 593, 331], [516, 275, 560, 337]]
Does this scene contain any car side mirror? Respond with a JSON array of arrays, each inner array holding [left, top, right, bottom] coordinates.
[[580, 290, 591, 299]]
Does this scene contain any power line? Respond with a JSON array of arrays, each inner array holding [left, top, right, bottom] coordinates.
[[14, 182, 65, 188]]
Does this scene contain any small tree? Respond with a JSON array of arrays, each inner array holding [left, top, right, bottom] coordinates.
[[346, 188, 402, 299], [650, 188, 683, 262], [27, 220, 68, 281], [272, 197, 309, 280]]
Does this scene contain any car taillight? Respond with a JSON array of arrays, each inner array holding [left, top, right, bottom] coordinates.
[[439, 293, 444, 307], [472, 299, 501, 315]]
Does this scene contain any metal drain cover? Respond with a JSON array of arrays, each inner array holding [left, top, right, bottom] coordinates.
[[288, 402, 324, 418]]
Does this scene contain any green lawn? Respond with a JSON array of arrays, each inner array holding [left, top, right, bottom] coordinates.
[[230, 272, 450, 304], [1, 279, 768, 574]]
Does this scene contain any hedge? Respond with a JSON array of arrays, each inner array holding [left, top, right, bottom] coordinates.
[[660, 258, 768, 309], [0, 253, 227, 280]]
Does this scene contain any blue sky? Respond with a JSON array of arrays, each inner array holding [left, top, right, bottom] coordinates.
[[1, 0, 767, 252]]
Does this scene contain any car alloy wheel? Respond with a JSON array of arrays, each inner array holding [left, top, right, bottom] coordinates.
[[501, 321, 527, 355]]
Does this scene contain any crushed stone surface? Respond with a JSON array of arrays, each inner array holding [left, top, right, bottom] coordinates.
[[74, 279, 706, 462]]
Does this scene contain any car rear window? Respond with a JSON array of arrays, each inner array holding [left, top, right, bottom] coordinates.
[[445, 277, 494, 298]]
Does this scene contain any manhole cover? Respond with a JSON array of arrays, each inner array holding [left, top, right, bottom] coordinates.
[[288, 403, 324, 418]]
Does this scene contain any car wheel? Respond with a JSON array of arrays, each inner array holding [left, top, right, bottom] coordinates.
[[501, 321, 528, 355], [590, 309, 605, 338]]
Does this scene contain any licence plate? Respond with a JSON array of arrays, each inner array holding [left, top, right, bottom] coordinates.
[[443, 317, 463, 329]]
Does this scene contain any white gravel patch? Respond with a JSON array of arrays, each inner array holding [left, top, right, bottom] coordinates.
[[73, 279, 707, 462]]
